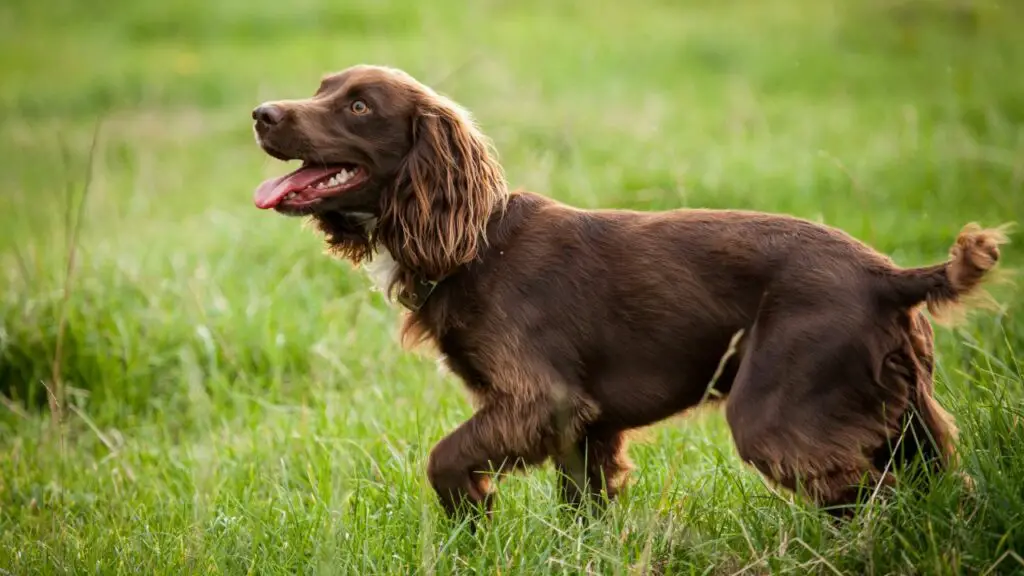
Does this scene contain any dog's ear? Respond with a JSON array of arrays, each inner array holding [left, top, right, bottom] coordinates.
[[378, 94, 506, 288]]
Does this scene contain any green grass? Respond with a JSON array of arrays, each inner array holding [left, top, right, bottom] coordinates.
[[2, 0, 1024, 573]]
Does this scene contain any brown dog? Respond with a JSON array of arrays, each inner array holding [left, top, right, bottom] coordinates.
[[250, 64, 1007, 519]]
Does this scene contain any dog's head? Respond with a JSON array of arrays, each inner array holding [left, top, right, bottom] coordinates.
[[251, 64, 507, 280]]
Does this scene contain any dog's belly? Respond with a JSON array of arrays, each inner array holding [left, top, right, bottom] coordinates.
[[587, 353, 736, 429]]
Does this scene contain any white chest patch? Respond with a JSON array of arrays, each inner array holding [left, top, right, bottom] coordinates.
[[348, 213, 401, 300], [362, 247, 401, 297]]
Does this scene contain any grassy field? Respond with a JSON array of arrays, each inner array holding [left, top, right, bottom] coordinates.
[[2, 0, 1024, 573]]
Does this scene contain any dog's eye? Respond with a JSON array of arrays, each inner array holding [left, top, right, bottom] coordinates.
[[350, 100, 370, 115]]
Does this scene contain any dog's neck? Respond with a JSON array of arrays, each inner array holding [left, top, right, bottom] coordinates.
[[342, 195, 513, 311], [343, 212, 439, 312], [362, 244, 439, 311]]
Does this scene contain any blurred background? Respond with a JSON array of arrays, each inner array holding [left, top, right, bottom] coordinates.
[[1, 0, 1023, 573]]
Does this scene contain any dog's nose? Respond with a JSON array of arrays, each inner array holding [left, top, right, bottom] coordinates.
[[252, 103, 284, 126]]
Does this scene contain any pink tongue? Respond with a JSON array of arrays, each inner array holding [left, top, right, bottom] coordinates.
[[253, 166, 341, 209]]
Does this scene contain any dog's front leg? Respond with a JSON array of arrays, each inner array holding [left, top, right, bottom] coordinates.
[[426, 398, 554, 520], [426, 381, 598, 520], [555, 426, 633, 513]]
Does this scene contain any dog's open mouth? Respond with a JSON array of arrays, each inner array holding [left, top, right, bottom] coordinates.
[[254, 163, 368, 210]]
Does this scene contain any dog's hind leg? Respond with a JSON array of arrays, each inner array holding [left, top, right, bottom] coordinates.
[[724, 301, 915, 516], [871, 309, 959, 486]]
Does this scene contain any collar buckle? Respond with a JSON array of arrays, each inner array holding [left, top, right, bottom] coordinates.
[[396, 277, 438, 312]]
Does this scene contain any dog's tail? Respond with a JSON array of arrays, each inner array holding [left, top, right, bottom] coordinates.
[[881, 223, 1012, 322]]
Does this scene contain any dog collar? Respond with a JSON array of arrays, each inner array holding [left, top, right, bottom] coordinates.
[[396, 276, 439, 312]]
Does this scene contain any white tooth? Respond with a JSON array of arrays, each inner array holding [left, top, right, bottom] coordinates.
[[316, 182, 326, 189], [339, 170, 351, 183], [328, 175, 339, 186]]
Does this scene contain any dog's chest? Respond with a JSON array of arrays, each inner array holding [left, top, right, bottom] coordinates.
[[361, 247, 401, 295], [349, 213, 402, 298]]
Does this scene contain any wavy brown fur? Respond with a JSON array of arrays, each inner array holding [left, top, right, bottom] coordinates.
[[380, 95, 507, 287]]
